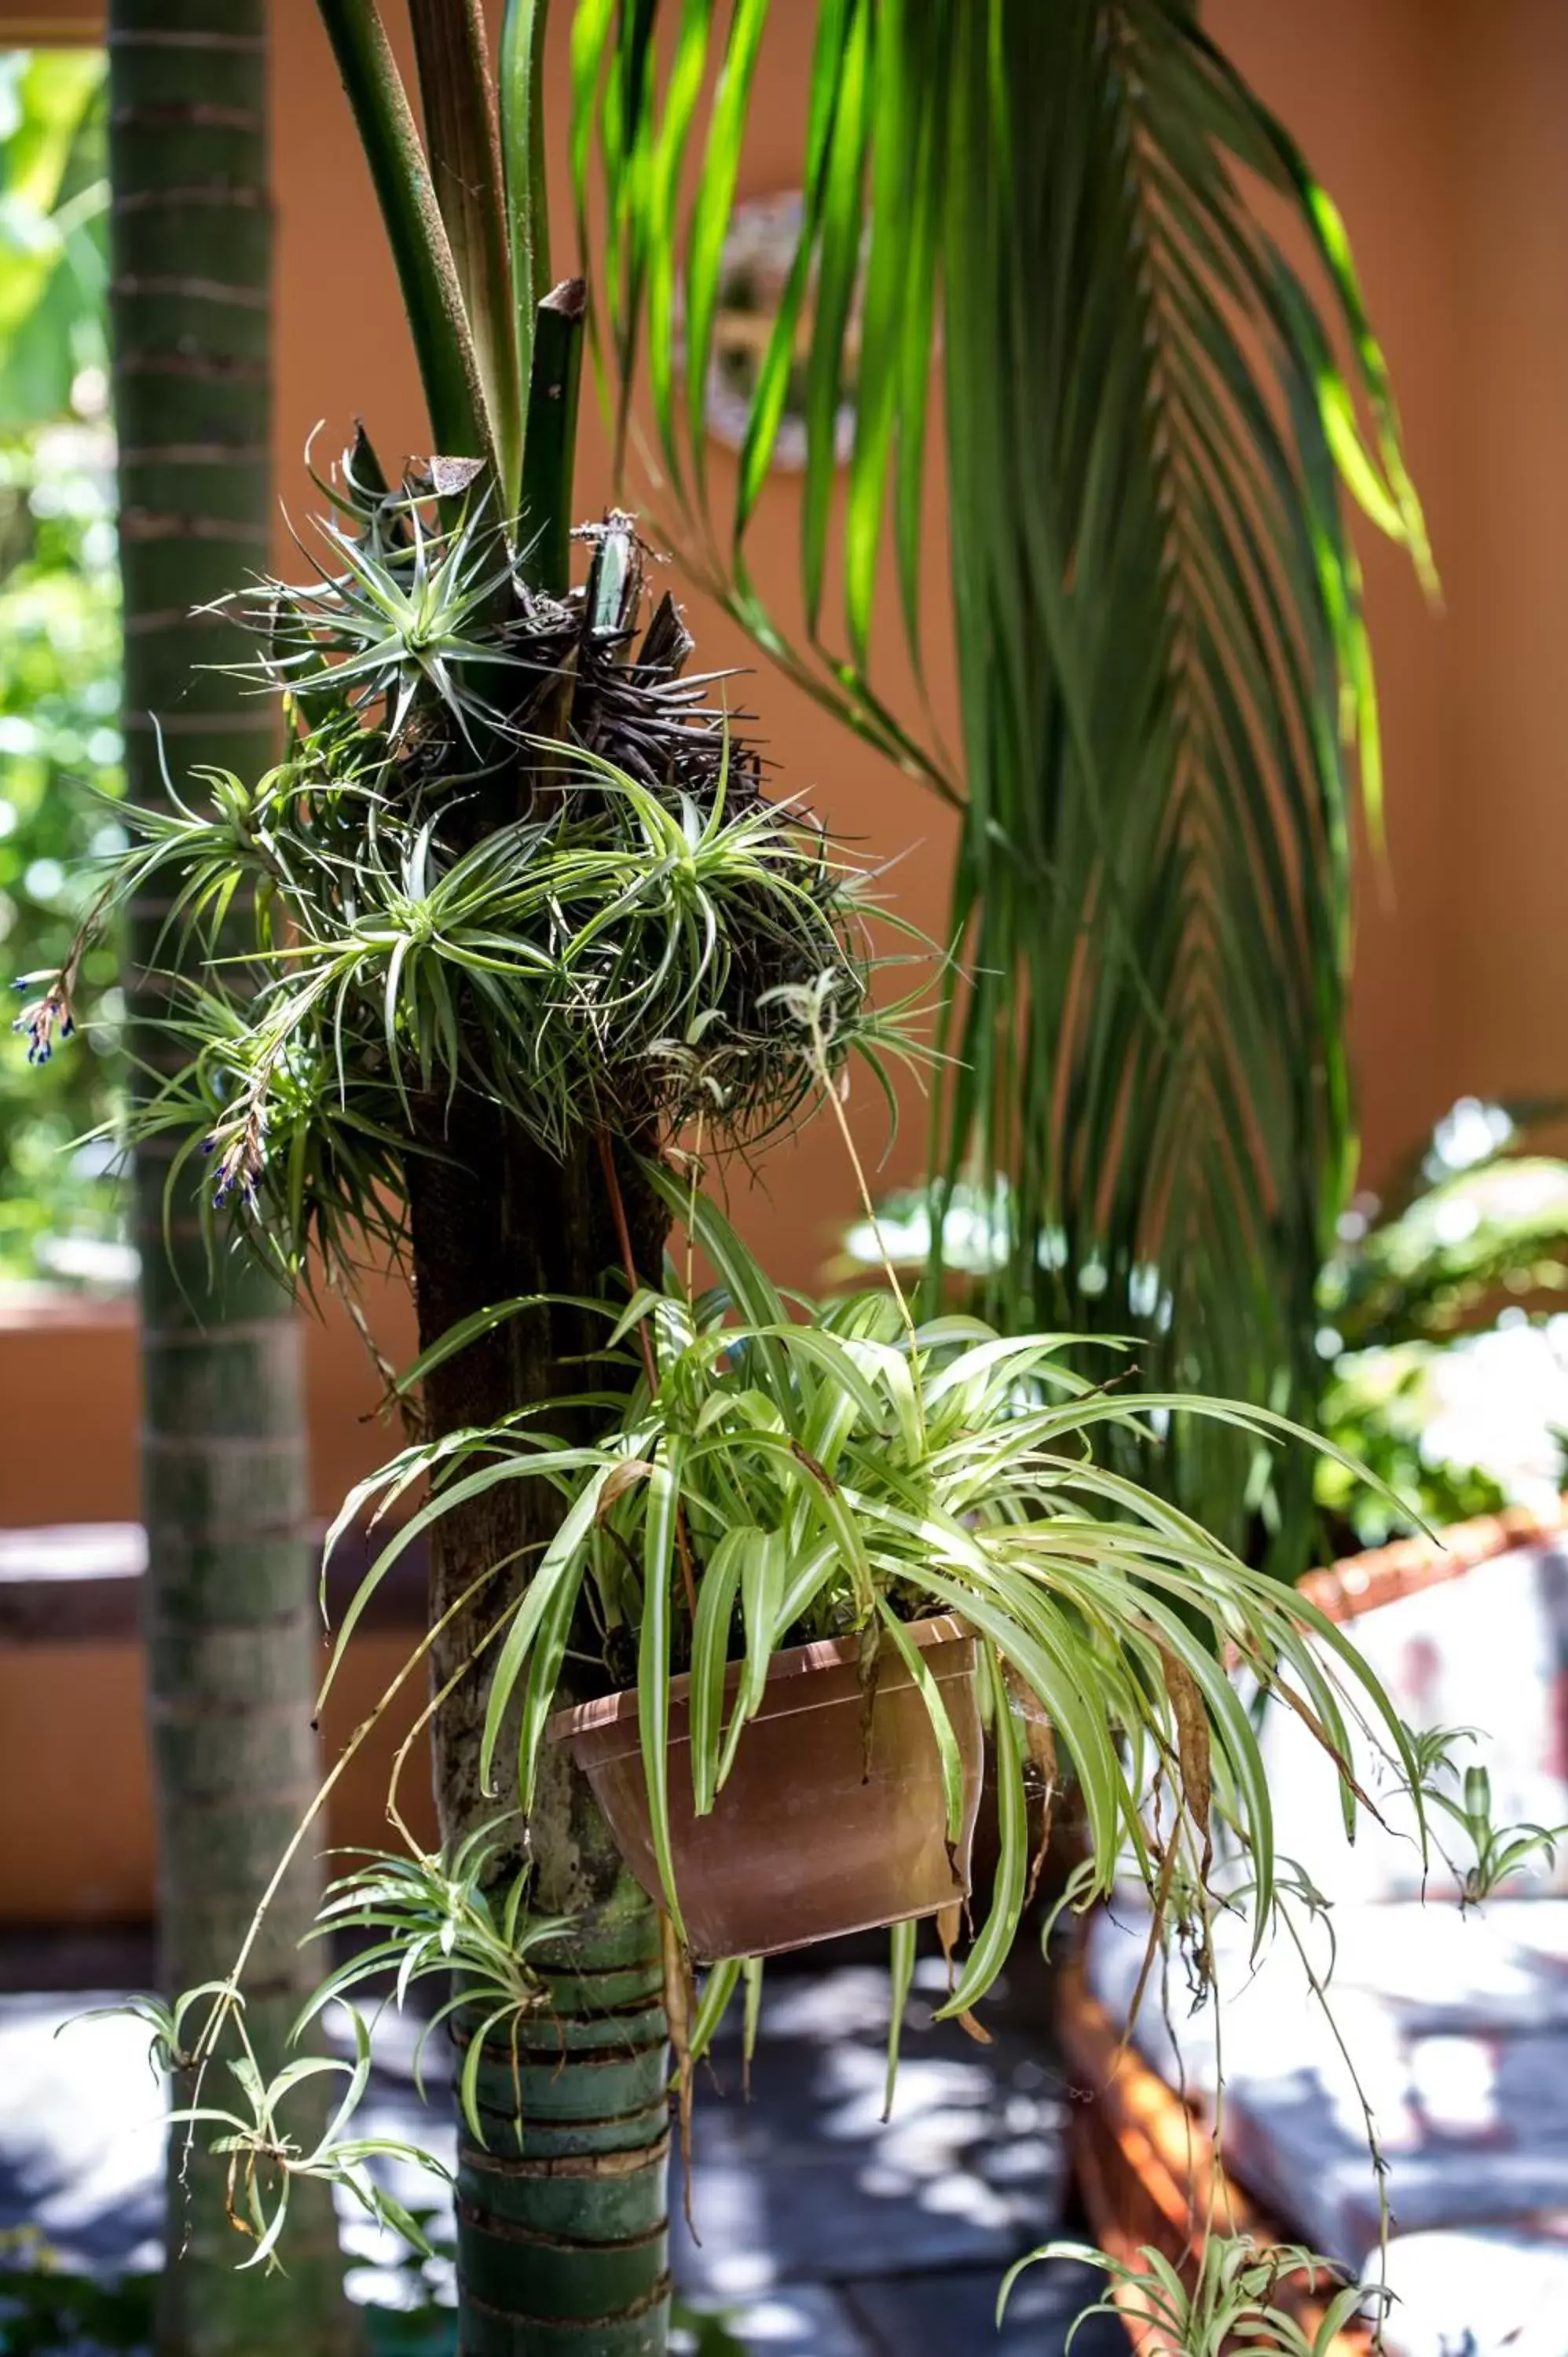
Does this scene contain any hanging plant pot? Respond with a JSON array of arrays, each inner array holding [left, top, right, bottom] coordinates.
[[548, 1614, 983, 1963]]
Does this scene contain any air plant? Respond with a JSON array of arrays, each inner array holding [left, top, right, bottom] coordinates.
[[39, 475, 897, 1291]]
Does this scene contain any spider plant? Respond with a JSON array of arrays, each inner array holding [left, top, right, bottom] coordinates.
[[93, 1986, 441, 2275], [1421, 1758, 1568, 1911], [1000, 2234, 1391, 2357], [330, 1175, 1421, 1999], [295, 1827, 577, 2141]]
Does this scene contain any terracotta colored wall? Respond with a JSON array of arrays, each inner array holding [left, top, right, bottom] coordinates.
[[1209, 0, 1460, 1177], [1208, 1, 1567, 1169], [0, 1627, 436, 1919], [1438, 2, 1568, 1106]]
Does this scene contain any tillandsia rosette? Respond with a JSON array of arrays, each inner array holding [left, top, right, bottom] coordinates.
[[18, 463, 910, 1288]]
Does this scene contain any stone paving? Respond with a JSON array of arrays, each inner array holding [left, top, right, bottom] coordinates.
[[0, 1931, 1127, 2355]]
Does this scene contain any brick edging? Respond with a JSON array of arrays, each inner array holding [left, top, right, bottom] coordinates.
[[1301, 1497, 1568, 1627]]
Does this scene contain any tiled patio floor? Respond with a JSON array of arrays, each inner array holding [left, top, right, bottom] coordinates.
[[0, 1929, 1126, 2355]]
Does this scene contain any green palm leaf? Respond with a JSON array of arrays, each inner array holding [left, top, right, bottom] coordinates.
[[572, 0, 1432, 1568], [317, 0, 493, 467]]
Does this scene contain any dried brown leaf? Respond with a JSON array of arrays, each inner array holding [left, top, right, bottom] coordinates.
[[660, 1907, 698, 2237], [1006, 1663, 1058, 1904], [1160, 1644, 1213, 1882]]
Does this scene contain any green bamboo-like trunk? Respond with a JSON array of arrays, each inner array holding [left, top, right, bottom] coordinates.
[[408, 1109, 672, 2355], [108, 6, 350, 2350], [452, 1909, 672, 2357]]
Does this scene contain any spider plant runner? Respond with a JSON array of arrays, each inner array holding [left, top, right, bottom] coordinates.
[[10, 8, 1446, 2357]]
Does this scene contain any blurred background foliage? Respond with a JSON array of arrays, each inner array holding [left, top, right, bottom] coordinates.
[[842, 1094, 1568, 1560], [1317, 1097, 1568, 1546], [0, 49, 128, 1288]]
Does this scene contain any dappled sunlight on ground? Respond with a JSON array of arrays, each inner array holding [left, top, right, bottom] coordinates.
[[0, 1937, 1124, 2355]]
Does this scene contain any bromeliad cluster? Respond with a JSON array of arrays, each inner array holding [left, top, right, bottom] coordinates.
[[35, 442, 882, 1285]]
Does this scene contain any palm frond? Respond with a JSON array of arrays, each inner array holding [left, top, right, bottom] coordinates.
[[316, 0, 493, 468], [573, 0, 1433, 1569]]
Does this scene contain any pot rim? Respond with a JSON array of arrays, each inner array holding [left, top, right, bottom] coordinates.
[[545, 1610, 972, 1747]]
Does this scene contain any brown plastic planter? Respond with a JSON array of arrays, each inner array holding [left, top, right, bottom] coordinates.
[[548, 1613, 983, 1962]]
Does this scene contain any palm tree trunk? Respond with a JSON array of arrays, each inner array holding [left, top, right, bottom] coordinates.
[[406, 1116, 672, 2355], [108, 6, 350, 2349]]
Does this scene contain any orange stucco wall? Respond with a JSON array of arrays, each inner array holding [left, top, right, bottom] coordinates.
[[4, 0, 1568, 1918], [0, 1627, 434, 1919]]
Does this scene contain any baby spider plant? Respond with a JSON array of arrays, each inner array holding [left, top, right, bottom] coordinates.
[[295, 1826, 574, 2144], [93, 1987, 441, 2274], [1001, 2234, 1392, 2357]]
